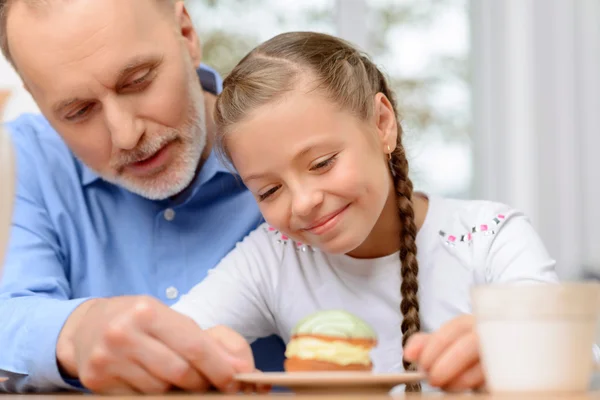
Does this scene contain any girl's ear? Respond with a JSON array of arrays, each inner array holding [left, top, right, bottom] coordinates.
[[374, 92, 398, 154]]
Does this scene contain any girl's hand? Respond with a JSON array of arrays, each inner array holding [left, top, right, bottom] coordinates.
[[403, 314, 487, 392]]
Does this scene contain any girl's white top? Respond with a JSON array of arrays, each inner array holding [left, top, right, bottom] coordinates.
[[172, 194, 558, 373]]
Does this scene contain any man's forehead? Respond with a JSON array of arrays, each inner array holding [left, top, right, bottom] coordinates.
[[7, 0, 83, 20], [7, 0, 171, 53], [8, 0, 170, 12], [8, 0, 171, 89]]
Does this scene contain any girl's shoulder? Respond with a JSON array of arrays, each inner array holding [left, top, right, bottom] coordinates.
[[421, 194, 556, 283], [423, 195, 522, 248]]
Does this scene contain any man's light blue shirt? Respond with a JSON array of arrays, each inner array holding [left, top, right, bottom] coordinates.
[[0, 65, 285, 393]]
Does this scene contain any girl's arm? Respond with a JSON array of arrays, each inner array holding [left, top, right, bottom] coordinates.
[[406, 203, 559, 392], [171, 225, 280, 343]]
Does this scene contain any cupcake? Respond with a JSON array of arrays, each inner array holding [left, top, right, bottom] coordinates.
[[284, 310, 378, 372]]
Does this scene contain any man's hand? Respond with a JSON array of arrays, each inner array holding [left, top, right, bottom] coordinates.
[[56, 296, 255, 394], [403, 315, 486, 392]]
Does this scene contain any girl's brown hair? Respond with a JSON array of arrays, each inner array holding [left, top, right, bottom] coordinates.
[[214, 31, 420, 392]]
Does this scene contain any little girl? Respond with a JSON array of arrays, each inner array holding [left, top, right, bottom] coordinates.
[[172, 31, 558, 392]]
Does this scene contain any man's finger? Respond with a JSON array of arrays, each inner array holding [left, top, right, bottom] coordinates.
[[418, 315, 474, 370], [105, 362, 170, 394], [146, 310, 244, 392], [85, 376, 138, 395], [428, 331, 480, 388], [129, 334, 210, 392], [206, 325, 254, 363]]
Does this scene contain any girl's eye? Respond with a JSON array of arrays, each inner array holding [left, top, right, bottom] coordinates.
[[310, 154, 338, 171], [258, 185, 281, 201]]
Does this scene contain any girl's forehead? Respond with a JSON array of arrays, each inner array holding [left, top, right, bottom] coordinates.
[[227, 92, 362, 148]]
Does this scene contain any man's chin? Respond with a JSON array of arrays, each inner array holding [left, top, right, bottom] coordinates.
[[100, 169, 197, 201], [131, 174, 196, 200], [99, 138, 204, 200], [94, 123, 205, 200]]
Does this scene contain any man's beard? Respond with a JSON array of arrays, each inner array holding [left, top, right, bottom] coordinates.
[[98, 77, 207, 200]]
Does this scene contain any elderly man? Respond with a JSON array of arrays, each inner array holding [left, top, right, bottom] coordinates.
[[0, 0, 284, 394]]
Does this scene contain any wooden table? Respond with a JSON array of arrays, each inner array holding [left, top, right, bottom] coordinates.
[[1, 394, 600, 399]]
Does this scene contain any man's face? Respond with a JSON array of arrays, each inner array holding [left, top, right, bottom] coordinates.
[[7, 0, 207, 200]]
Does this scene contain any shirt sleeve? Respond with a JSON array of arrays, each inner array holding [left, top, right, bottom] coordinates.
[[171, 226, 280, 343], [0, 124, 91, 393], [475, 205, 559, 284]]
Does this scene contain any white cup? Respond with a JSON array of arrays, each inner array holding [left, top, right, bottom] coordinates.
[[0, 127, 15, 269], [472, 282, 600, 394]]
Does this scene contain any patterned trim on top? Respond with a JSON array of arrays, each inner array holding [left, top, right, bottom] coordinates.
[[263, 226, 314, 252], [439, 214, 506, 247], [263, 213, 507, 251]]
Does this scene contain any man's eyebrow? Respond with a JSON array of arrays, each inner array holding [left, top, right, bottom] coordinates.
[[53, 98, 82, 115], [52, 55, 163, 114]]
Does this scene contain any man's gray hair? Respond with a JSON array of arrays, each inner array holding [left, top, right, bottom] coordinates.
[[0, 0, 178, 69]]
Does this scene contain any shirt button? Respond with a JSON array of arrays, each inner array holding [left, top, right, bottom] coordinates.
[[164, 208, 176, 221], [165, 286, 179, 299]]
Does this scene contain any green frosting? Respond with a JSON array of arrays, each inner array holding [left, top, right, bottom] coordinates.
[[291, 310, 377, 340]]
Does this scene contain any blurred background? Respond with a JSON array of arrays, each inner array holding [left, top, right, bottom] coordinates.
[[1, 0, 598, 281]]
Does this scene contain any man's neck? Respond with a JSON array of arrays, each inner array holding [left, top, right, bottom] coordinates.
[[200, 90, 217, 164]]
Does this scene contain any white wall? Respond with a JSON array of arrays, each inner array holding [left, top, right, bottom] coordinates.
[[0, 56, 39, 122], [470, 0, 600, 280]]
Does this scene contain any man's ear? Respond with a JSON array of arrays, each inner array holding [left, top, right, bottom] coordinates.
[[174, 1, 202, 66]]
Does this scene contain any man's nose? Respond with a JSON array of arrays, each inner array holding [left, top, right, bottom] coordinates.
[[104, 100, 144, 150]]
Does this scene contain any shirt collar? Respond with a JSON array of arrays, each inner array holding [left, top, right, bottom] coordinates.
[[81, 63, 229, 186]]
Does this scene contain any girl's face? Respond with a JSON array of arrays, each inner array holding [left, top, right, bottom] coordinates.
[[226, 87, 399, 257]]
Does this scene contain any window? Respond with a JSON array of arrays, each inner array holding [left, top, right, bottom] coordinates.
[[189, 0, 472, 197], [364, 0, 471, 197], [1, 0, 472, 197], [186, 0, 336, 77]]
